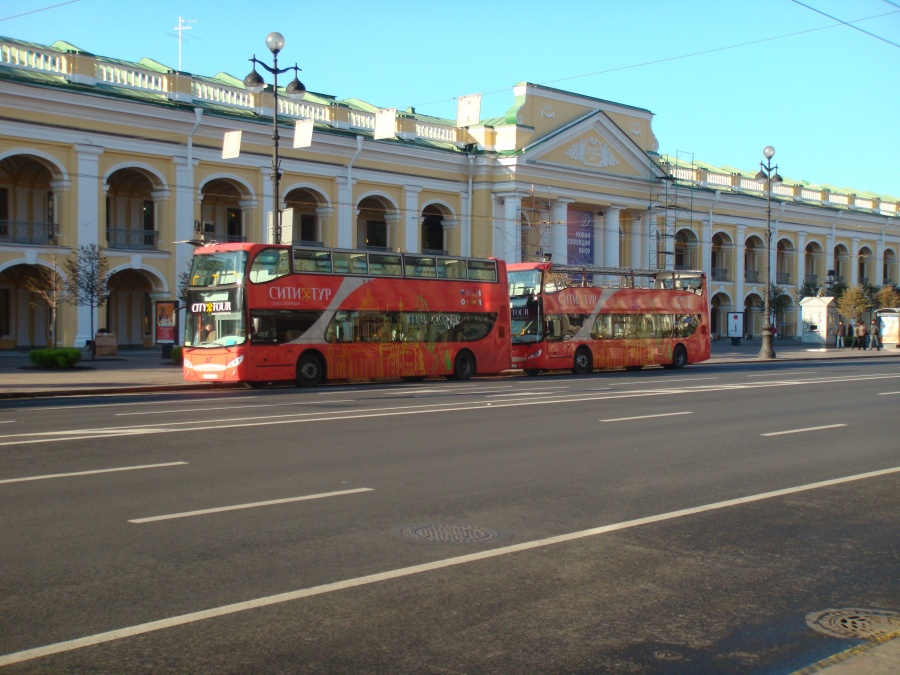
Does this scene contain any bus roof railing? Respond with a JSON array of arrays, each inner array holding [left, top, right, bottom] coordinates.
[[534, 264, 705, 279]]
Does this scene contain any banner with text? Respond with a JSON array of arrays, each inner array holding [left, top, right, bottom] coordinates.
[[567, 209, 594, 266]]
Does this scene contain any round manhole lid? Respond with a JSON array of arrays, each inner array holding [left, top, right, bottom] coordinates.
[[401, 524, 498, 543], [806, 608, 900, 640]]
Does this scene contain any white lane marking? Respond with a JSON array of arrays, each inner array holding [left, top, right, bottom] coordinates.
[[878, 391, 900, 395], [24, 395, 270, 412], [128, 488, 373, 524], [2, 372, 899, 449], [761, 424, 847, 437], [0, 462, 187, 485], [3, 466, 897, 668], [115, 399, 356, 416], [0, 420, 16, 424], [747, 371, 818, 378], [601, 412, 693, 423]]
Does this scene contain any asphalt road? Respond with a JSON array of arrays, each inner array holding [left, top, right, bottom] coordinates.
[[0, 360, 898, 673]]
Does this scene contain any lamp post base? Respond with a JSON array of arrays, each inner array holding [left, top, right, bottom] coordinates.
[[759, 331, 776, 359]]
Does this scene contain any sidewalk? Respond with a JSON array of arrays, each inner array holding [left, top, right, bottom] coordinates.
[[2, 339, 899, 400]]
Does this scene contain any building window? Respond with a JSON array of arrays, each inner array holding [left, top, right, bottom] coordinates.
[[422, 214, 444, 253], [226, 209, 242, 241], [300, 214, 317, 243], [363, 220, 387, 249]]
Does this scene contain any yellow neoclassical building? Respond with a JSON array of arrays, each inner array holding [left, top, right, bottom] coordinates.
[[1, 35, 898, 349]]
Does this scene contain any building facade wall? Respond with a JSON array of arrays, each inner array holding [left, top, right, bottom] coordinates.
[[1, 36, 897, 348]]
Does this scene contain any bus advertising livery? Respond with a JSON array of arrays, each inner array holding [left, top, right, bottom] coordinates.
[[183, 243, 511, 387], [508, 262, 710, 374]]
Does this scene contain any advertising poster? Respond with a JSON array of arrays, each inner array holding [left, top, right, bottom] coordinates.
[[727, 312, 743, 338], [155, 301, 177, 344], [567, 209, 594, 266]]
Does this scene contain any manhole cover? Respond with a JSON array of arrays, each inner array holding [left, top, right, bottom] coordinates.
[[806, 608, 900, 640], [401, 525, 497, 543]]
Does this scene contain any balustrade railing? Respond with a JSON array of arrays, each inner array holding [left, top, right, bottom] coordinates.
[[711, 268, 729, 281], [776, 272, 791, 285], [745, 270, 760, 283], [0, 220, 58, 245], [106, 228, 158, 250]]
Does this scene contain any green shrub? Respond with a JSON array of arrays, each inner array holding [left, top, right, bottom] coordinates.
[[28, 348, 83, 369], [172, 346, 183, 365]]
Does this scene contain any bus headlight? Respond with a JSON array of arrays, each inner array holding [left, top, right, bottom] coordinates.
[[226, 355, 244, 368], [526, 350, 542, 359]]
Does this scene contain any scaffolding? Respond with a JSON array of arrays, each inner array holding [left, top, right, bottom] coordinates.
[[650, 150, 698, 270]]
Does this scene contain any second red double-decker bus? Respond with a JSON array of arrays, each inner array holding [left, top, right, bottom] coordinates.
[[182, 243, 511, 387], [508, 262, 710, 375]]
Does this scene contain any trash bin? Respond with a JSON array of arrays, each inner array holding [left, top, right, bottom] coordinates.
[[94, 333, 117, 355]]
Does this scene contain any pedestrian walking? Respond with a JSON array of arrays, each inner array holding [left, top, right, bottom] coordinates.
[[835, 321, 845, 349], [854, 320, 868, 350], [869, 319, 881, 351]]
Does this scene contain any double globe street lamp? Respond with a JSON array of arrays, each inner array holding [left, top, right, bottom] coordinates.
[[243, 32, 306, 245], [754, 145, 783, 360]]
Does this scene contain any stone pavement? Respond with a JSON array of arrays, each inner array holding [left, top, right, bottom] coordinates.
[[1, 339, 899, 400]]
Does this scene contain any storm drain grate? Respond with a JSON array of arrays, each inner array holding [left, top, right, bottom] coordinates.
[[806, 608, 900, 640], [401, 525, 498, 543]]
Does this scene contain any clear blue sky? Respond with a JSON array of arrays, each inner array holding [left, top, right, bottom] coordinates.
[[3, 0, 898, 197]]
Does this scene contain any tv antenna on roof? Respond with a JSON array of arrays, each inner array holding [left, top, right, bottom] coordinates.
[[173, 16, 197, 71]]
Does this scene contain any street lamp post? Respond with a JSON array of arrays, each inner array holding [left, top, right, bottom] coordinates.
[[754, 145, 783, 359], [243, 32, 306, 245]]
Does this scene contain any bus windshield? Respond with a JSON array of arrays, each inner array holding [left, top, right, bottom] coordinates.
[[509, 269, 543, 344], [185, 287, 246, 348], [190, 250, 247, 287]]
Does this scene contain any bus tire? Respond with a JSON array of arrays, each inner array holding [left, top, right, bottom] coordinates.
[[247, 380, 267, 389], [625, 365, 643, 372], [296, 352, 324, 387], [401, 375, 426, 383], [450, 350, 476, 381], [573, 347, 593, 375], [524, 369, 540, 377], [665, 345, 688, 370]]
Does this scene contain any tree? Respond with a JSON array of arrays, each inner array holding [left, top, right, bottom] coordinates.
[[63, 244, 110, 360], [797, 280, 819, 300], [21, 246, 68, 348], [874, 286, 900, 310], [830, 281, 849, 300], [836, 284, 873, 322], [766, 283, 793, 324]]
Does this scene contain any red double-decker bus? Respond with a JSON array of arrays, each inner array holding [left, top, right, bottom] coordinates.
[[182, 243, 511, 387], [508, 262, 710, 375]]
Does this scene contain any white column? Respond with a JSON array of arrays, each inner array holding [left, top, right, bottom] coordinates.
[[603, 207, 622, 267], [316, 206, 334, 248], [851, 237, 860, 286], [403, 185, 422, 253], [73, 144, 103, 348], [875, 239, 884, 286], [735, 225, 746, 321], [700, 217, 711, 276], [335, 176, 354, 249], [631, 212, 644, 269], [259, 167, 275, 244], [172, 156, 196, 344], [386, 213, 402, 250], [493, 192, 519, 263], [592, 211, 604, 267], [796, 231, 806, 287], [239, 199, 258, 242], [550, 197, 573, 264], [826, 231, 836, 281]]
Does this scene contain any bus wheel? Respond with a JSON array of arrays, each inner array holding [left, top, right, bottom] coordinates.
[[450, 350, 476, 380], [401, 375, 426, 383], [524, 369, 540, 377], [247, 381, 267, 389], [573, 347, 593, 375], [625, 365, 642, 372], [666, 345, 688, 370], [296, 353, 324, 387]]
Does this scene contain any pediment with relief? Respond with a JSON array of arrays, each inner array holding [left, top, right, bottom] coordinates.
[[523, 113, 664, 181]]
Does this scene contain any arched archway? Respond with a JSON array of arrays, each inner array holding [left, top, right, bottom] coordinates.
[[356, 195, 397, 250], [674, 229, 699, 270], [710, 291, 733, 338], [776, 238, 794, 286], [744, 292, 764, 338], [0, 262, 62, 348], [106, 268, 165, 348], [834, 244, 849, 284], [857, 246, 874, 286], [711, 232, 733, 281], [744, 236, 765, 284], [420, 204, 448, 255], [284, 186, 328, 246], [884, 249, 897, 287], [804, 241, 824, 288], [200, 178, 250, 244], [0, 154, 61, 245], [105, 168, 162, 250]]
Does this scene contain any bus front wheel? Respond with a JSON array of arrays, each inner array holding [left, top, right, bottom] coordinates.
[[573, 347, 593, 375], [665, 345, 688, 370], [450, 350, 476, 381], [296, 353, 324, 387]]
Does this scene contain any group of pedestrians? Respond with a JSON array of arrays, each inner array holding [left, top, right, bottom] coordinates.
[[834, 319, 881, 350]]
